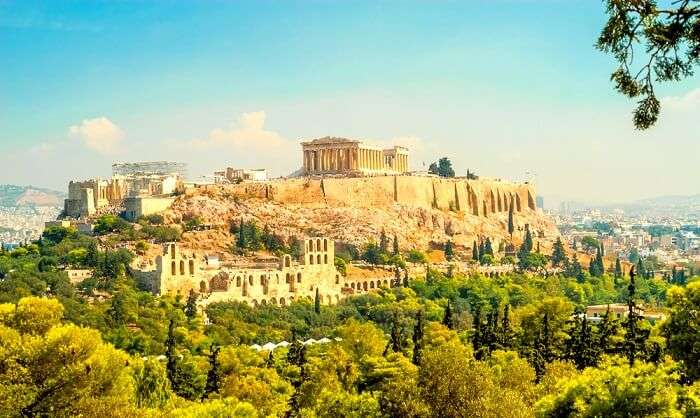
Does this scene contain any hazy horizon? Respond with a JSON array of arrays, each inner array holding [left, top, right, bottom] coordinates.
[[1, 1, 698, 203]]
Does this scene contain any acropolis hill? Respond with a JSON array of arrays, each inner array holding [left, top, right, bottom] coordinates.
[[169, 175, 556, 253]]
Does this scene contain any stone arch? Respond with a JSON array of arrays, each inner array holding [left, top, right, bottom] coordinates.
[[189, 260, 194, 275], [317, 254, 321, 264], [260, 299, 267, 305], [179, 260, 185, 275], [199, 280, 207, 293], [171, 261, 176, 276], [270, 297, 277, 305], [383, 279, 389, 287], [280, 297, 286, 306], [324, 254, 328, 264], [351, 282, 356, 289], [324, 239, 328, 251], [309, 240, 314, 251], [316, 238, 321, 250], [363, 282, 368, 291], [248, 275, 254, 286], [309, 255, 314, 265], [236, 276, 242, 287], [370, 281, 375, 289]]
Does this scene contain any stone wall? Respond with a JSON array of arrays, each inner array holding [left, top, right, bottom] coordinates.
[[209, 175, 537, 216]]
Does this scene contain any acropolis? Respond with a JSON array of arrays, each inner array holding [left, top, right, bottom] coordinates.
[[301, 136, 409, 176]]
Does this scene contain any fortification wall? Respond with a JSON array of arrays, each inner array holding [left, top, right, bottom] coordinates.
[[216, 175, 538, 217]]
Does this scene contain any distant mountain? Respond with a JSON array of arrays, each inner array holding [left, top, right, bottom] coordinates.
[[0, 185, 65, 207], [633, 194, 700, 207]]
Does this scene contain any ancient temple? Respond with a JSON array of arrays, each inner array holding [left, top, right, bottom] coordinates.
[[301, 137, 409, 176]]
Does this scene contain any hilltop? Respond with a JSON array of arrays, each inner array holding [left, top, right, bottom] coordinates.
[[159, 176, 559, 255]]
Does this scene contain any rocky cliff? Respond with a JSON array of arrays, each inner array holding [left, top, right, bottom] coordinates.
[[164, 176, 559, 254]]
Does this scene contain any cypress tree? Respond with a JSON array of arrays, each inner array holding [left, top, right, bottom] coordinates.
[[507, 203, 514, 239], [85, 241, 99, 267], [536, 241, 541, 254], [597, 306, 618, 355], [623, 266, 649, 366], [379, 229, 389, 254], [471, 306, 483, 359], [500, 304, 513, 349], [394, 266, 402, 287], [472, 241, 479, 261], [615, 257, 623, 278], [392, 234, 399, 256], [444, 240, 454, 261], [314, 288, 320, 314], [184, 290, 198, 319], [236, 218, 247, 250], [636, 257, 646, 279], [203, 344, 221, 399], [442, 300, 454, 330], [484, 238, 494, 256], [412, 310, 424, 365], [285, 340, 307, 418], [402, 269, 410, 288], [389, 313, 404, 354]]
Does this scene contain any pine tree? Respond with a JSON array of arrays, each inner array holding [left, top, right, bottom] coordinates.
[[203, 344, 221, 399], [623, 266, 649, 366], [615, 257, 623, 278], [636, 257, 646, 279], [472, 241, 479, 261], [551, 237, 567, 267], [507, 203, 515, 239], [444, 240, 454, 261], [392, 235, 399, 256], [442, 300, 454, 330], [402, 269, 410, 288], [314, 288, 320, 315], [412, 310, 424, 366], [184, 290, 198, 319], [570, 315, 597, 370], [379, 229, 389, 254]]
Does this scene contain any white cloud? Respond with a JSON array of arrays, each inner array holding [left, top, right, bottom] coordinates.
[[186, 111, 287, 150], [662, 88, 700, 111], [68, 117, 123, 154]]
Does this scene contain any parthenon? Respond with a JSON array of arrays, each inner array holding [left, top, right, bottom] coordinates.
[[301, 136, 409, 176]]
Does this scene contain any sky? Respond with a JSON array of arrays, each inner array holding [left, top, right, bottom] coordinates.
[[1, 0, 698, 206]]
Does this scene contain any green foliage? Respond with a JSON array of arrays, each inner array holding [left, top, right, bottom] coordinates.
[[94, 214, 133, 235], [598, 0, 700, 129], [406, 249, 427, 264], [428, 157, 456, 178]]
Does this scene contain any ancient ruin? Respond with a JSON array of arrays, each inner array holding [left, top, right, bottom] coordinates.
[[135, 238, 393, 306], [301, 136, 409, 176], [63, 161, 185, 219]]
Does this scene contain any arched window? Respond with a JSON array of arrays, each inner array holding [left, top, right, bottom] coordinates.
[[317, 254, 321, 264], [179, 260, 185, 275], [370, 281, 375, 289], [189, 260, 194, 275], [309, 255, 314, 265], [236, 276, 241, 287], [170, 244, 176, 259], [171, 261, 176, 276], [351, 282, 356, 289], [280, 298, 286, 306], [309, 240, 314, 251], [316, 238, 321, 250], [324, 254, 328, 264], [324, 239, 328, 251], [297, 272, 302, 283], [363, 282, 368, 291]]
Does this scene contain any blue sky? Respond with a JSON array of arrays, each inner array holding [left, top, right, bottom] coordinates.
[[1, 1, 698, 205]]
